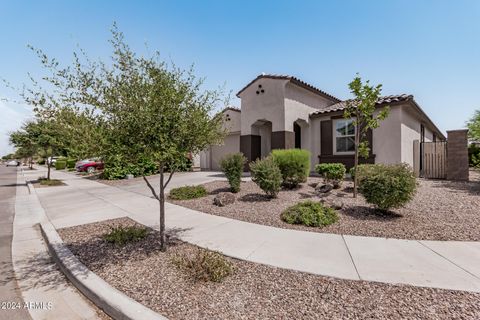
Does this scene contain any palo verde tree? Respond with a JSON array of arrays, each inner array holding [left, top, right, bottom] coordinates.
[[344, 75, 390, 198], [27, 25, 227, 251]]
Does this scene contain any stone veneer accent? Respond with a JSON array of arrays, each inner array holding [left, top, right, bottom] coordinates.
[[446, 129, 469, 181]]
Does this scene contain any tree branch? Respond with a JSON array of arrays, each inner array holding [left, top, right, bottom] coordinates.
[[143, 175, 159, 200], [163, 169, 175, 189]]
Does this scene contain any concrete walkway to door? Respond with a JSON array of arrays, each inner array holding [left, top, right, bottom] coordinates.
[[23, 167, 480, 293]]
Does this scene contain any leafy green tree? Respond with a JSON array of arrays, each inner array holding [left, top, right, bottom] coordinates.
[[9, 128, 37, 169], [344, 75, 390, 198], [21, 120, 64, 180], [466, 110, 480, 141], [23, 25, 226, 251]]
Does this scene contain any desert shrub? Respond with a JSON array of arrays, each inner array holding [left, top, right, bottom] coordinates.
[[172, 248, 233, 282], [220, 153, 246, 193], [169, 185, 207, 200], [281, 200, 338, 227], [103, 225, 148, 246], [55, 160, 67, 170], [37, 158, 45, 165], [271, 149, 311, 188], [315, 163, 346, 188], [39, 178, 63, 186], [250, 156, 282, 198], [66, 159, 77, 169], [358, 163, 417, 211], [468, 145, 480, 168]]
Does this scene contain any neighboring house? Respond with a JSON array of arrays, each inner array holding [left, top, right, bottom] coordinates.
[[200, 74, 445, 171]]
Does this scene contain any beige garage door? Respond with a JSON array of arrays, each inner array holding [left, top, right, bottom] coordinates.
[[211, 133, 240, 170]]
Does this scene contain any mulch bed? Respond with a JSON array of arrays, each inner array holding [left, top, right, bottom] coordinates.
[[169, 170, 480, 241], [58, 218, 480, 320]]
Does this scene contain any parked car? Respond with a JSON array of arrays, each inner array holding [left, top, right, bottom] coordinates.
[[6, 160, 19, 167], [75, 158, 104, 173]]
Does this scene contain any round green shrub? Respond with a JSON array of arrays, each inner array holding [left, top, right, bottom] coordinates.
[[55, 160, 67, 170], [315, 163, 346, 188], [169, 185, 207, 200], [358, 163, 417, 211], [250, 156, 282, 198], [66, 159, 77, 169], [220, 153, 246, 193], [271, 149, 311, 188], [281, 201, 338, 227]]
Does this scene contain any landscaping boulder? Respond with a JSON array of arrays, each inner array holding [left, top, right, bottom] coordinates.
[[315, 183, 333, 194], [213, 192, 235, 207]]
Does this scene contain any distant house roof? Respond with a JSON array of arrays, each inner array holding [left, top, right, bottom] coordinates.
[[310, 94, 413, 116], [236, 74, 341, 103]]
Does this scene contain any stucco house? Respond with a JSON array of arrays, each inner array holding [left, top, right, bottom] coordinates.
[[200, 74, 445, 171]]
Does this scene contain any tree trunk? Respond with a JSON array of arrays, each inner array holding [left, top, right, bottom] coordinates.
[[47, 162, 51, 180], [353, 118, 360, 198], [159, 166, 166, 251]]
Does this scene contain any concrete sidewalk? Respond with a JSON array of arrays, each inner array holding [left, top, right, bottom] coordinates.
[[24, 167, 480, 292], [12, 170, 106, 320]]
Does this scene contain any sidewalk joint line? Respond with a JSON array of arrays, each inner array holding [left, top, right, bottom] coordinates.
[[342, 235, 362, 280], [417, 240, 480, 281], [245, 240, 268, 260]]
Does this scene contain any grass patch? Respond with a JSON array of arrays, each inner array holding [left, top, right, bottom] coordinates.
[[103, 225, 148, 246], [171, 247, 233, 282], [169, 185, 207, 200], [39, 178, 64, 186], [281, 200, 338, 227]]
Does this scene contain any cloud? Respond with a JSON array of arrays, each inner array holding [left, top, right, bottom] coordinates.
[[0, 100, 33, 156]]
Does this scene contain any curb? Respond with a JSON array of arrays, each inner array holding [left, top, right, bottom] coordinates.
[[27, 181, 167, 320]]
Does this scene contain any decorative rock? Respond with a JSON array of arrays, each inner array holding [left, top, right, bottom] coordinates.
[[213, 192, 236, 207], [329, 200, 344, 210], [315, 183, 333, 194]]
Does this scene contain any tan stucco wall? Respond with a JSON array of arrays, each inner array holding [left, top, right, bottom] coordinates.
[[372, 106, 402, 164], [200, 108, 241, 170], [223, 109, 241, 134], [284, 83, 333, 132], [399, 105, 436, 166], [210, 133, 240, 170], [239, 78, 288, 134]]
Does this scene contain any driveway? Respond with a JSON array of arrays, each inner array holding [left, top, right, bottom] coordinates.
[[0, 166, 31, 320]]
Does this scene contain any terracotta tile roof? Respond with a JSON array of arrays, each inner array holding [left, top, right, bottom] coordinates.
[[310, 94, 413, 116], [236, 74, 341, 102]]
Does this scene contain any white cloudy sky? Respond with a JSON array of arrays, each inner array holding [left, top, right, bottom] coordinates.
[[0, 100, 33, 156]]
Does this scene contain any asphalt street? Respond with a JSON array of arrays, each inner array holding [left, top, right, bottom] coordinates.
[[0, 166, 31, 320]]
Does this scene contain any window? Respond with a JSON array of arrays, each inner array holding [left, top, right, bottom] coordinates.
[[334, 119, 355, 154]]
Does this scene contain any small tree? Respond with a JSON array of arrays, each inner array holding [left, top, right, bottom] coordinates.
[[28, 25, 226, 251], [466, 110, 480, 141], [344, 75, 390, 198], [27, 120, 64, 180], [9, 128, 37, 169]]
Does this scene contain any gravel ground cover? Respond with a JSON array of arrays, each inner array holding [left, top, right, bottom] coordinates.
[[58, 218, 480, 320], [170, 170, 480, 241]]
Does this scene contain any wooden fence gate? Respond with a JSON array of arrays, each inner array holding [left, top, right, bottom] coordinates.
[[419, 141, 447, 179]]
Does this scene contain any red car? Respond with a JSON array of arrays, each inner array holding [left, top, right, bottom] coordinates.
[[75, 159, 104, 173]]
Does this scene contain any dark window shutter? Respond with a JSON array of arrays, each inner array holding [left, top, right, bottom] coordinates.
[[321, 120, 333, 155], [366, 128, 373, 155]]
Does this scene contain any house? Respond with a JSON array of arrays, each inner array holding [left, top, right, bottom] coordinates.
[[200, 74, 445, 171]]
